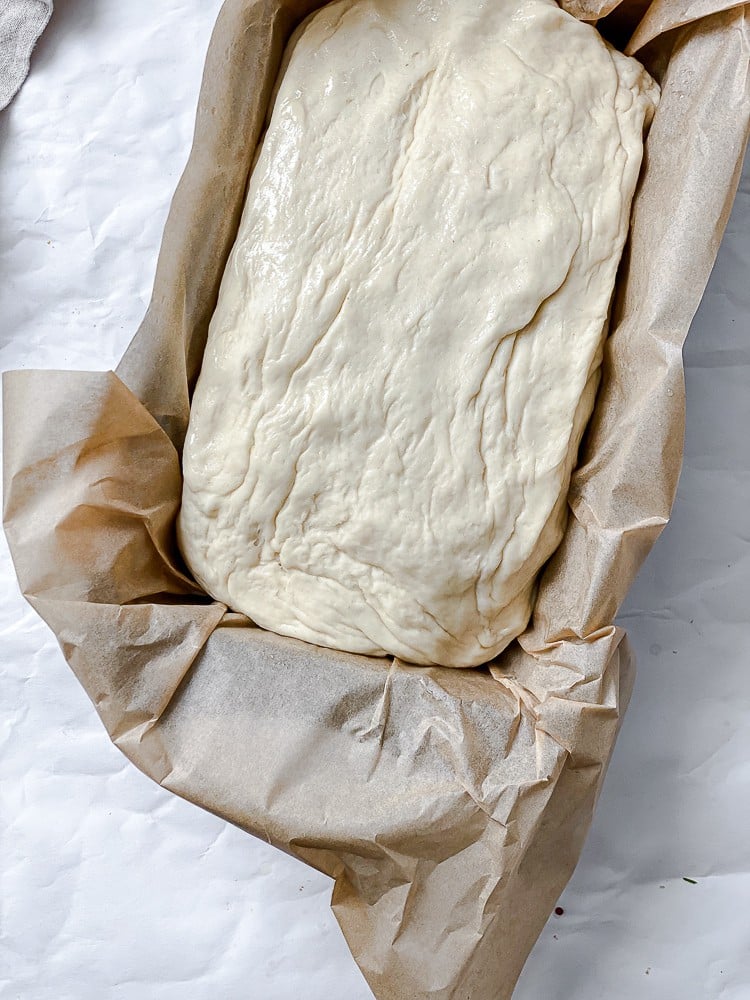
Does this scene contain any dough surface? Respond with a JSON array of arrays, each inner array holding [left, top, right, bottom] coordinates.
[[178, 0, 658, 667]]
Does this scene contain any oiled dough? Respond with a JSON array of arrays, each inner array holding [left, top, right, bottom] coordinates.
[[178, 0, 658, 667]]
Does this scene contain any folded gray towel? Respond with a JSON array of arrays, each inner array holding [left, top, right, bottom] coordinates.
[[1, 0, 52, 110]]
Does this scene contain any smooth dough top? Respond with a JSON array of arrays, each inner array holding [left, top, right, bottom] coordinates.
[[178, 0, 658, 667]]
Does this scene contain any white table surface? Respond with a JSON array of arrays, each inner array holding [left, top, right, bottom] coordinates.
[[1, 3, 748, 998]]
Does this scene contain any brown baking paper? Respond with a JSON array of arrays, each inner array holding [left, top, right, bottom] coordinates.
[[4, 2, 749, 997]]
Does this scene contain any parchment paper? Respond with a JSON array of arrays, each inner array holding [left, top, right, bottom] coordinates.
[[3, 1, 749, 997]]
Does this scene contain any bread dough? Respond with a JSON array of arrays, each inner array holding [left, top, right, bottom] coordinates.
[[178, 0, 658, 667]]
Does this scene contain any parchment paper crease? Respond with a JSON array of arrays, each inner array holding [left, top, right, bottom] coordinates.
[[4, 1, 749, 997]]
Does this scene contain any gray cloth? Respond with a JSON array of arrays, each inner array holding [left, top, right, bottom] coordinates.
[[0, 0, 52, 110]]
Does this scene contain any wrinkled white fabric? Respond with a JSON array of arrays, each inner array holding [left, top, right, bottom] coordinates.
[[179, 0, 658, 667]]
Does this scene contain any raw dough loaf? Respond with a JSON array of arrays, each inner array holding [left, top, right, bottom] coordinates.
[[178, 0, 658, 667]]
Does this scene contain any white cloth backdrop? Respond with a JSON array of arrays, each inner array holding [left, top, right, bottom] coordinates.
[[1, 2, 748, 997]]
